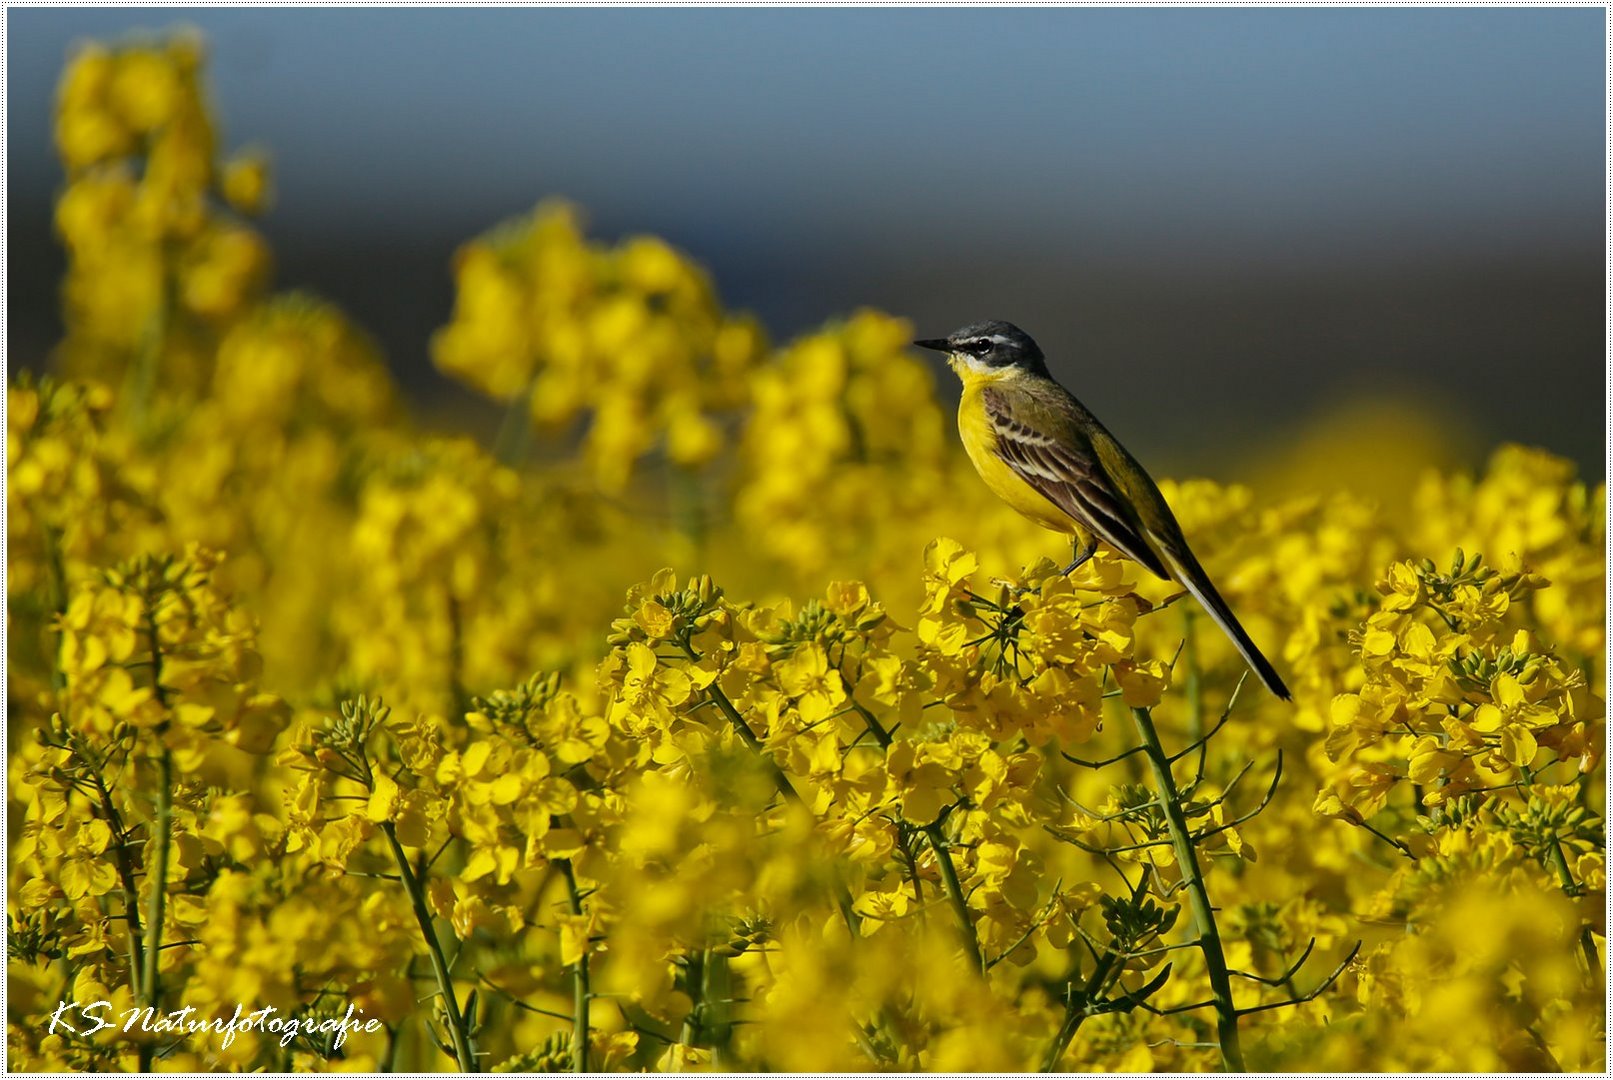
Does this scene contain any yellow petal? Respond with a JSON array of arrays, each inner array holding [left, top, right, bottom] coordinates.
[[1500, 724, 1537, 767], [365, 772, 399, 823]]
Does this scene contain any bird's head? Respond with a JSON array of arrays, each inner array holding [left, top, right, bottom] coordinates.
[[913, 320, 1047, 378]]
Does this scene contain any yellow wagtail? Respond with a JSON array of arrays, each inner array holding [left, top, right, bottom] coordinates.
[[915, 320, 1290, 700]]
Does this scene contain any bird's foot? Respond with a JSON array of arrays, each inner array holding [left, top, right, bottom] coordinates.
[[1058, 540, 1098, 578]]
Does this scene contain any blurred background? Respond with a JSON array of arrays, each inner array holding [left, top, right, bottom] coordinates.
[[8, 7, 1605, 486]]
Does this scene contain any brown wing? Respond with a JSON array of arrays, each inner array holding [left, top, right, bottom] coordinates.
[[982, 384, 1171, 581]]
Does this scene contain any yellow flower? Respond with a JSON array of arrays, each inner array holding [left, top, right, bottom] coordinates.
[[774, 643, 846, 725], [56, 819, 118, 899], [1113, 658, 1172, 708], [609, 642, 693, 732]]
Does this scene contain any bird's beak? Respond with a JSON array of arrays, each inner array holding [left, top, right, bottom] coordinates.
[[912, 338, 950, 353]]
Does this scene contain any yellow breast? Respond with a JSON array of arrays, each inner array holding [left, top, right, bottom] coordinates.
[[955, 368, 1079, 535]]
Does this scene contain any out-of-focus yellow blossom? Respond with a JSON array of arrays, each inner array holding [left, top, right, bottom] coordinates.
[[735, 310, 951, 578], [221, 149, 272, 215], [339, 437, 634, 716], [1412, 444, 1605, 660], [433, 201, 768, 488], [6, 376, 167, 707], [53, 36, 274, 392]]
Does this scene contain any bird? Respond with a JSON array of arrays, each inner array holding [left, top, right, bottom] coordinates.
[[914, 320, 1290, 700]]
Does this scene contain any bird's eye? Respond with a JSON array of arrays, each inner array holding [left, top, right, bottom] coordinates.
[[970, 340, 992, 354]]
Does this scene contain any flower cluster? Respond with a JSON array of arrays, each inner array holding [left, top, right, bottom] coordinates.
[[54, 35, 271, 390], [432, 201, 768, 488], [1319, 550, 1597, 816], [732, 311, 952, 577], [7, 34, 1604, 1074]]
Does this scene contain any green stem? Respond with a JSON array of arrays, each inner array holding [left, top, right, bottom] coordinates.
[[1182, 608, 1204, 762], [680, 639, 862, 934], [670, 464, 707, 550], [380, 1025, 400, 1072], [86, 750, 146, 996], [844, 696, 979, 971], [1535, 831, 1600, 980], [49, 530, 145, 995], [898, 825, 925, 906], [1130, 706, 1244, 1071], [40, 523, 69, 696], [1041, 868, 1158, 1070], [446, 590, 469, 720], [680, 949, 704, 1049], [703, 949, 734, 1067], [1041, 946, 1121, 1071], [847, 698, 892, 748], [923, 821, 983, 974], [679, 639, 803, 808], [1521, 766, 1600, 976], [492, 383, 535, 465], [138, 599, 172, 1072], [382, 822, 477, 1071], [559, 859, 591, 1072], [137, 745, 171, 1072], [128, 259, 173, 436]]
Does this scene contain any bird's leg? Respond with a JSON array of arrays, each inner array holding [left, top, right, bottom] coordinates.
[[1059, 532, 1099, 577]]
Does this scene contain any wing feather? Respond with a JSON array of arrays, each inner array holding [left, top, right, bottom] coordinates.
[[982, 386, 1171, 580], [982, 383, 1291, 698]]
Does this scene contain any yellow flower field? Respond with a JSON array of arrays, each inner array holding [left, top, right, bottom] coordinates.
[[7, 37, 1605, 1072]]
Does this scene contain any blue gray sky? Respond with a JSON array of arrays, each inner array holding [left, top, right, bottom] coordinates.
[[7, 7, 1606, 473]]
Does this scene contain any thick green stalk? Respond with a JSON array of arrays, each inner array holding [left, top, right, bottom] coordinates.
[[382, 823, 477, 1071], [138, 600, 172, 1071], [380, 1025, 400, 1072], [703, 949, 734, 1066], [923, 822, 984, 973], [1130, 706, 1244, 1071], [559, 859, 591, 1072], [51, 540, 146, 996], [679, 950, 705, 1049], [139, 746, 172, 1007], [136, 744, 172, 1072], [1539, 821, 1601, 974]]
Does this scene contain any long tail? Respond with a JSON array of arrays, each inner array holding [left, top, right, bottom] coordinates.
[[1156, 542, 1290, 701]]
